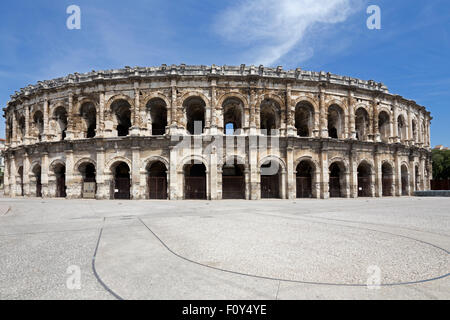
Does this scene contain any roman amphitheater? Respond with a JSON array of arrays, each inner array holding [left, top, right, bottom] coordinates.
[[2, 65, 432, 200]]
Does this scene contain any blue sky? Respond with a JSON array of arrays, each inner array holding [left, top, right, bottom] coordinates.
[[1, 0, 449, 146]]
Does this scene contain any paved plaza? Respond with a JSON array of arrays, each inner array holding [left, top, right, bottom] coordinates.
[[0, 197, 448, 300]]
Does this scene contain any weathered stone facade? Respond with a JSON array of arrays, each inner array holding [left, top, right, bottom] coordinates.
[[2, 65, 432, 200]]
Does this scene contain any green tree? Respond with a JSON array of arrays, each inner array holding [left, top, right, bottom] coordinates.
[[432, 149, 450, 180]]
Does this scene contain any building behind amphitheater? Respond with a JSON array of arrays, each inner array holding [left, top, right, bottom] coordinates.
[[2, 65, 432, 200]]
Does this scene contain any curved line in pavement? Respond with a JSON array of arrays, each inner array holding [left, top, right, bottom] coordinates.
[[92, 221, 124, 300], [138, 217, 449, 287]]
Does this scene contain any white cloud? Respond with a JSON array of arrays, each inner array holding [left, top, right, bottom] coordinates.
[[215, 0, 361, 66]]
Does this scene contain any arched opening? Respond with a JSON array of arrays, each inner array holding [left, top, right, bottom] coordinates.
[[185, 97, 206, 135], [79, 162, 96, 198], [18, 166, 24, 196], [355, 108, 370, 141], [54, 163, 66, 198], [80, 102, 96, 138], [184, 162, 207, 199], [111, 100, 132, 137], [398, 115, 406, 142], [113, 162, 131, 199], [328, 104, 344, 139], [382, 163, 394, 196], [32, 165, 42, 197], [223, 98, 244, 135], [295, 102, 314, 137], [357, 162, 372, 197], [296, 161, 313, 198], [147, 161, 168, 199], [147, 98, 167, 135], [378, 111, 390, 143], [329, 162, 344, 198], [260, 99, 280, 136], [53, 107, 68, 141], [33, 111, 44, 141], [222, 160, 245, 199], [401, 164, 409, 196], [260, 160, 281, 199]]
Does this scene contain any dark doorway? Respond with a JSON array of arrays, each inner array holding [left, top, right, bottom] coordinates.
[[114, 162, 131, 199], [382, 163, 393, 196], [33, 165, 42, 197], [296, 161, 313, 198], [329, 163, 342, 198], [357, 163, 371, 197], [401, 165, 409, 196], [18, 166, 24, 196], [80, 163, 96, 198], [261, 160, 281, 199], [184, 162, 207, 199], [147, 161, 168, 199], [222, 162, 245, 199], [55, 164, 66, 198]]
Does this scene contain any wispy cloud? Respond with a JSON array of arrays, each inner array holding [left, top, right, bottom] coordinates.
[[215, 0, 361, 66]]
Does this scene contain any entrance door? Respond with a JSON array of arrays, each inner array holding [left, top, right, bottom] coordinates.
[[358, 177, 371, 197], [261, 175, 279, 198], [56, 174, 66, 198], [222, 176, 245, 199], [114, 178, 131, 199], [185, 177, 206, 199], [382, 176, 393, 196], [329, 177, 341, 198], [148, 176, 167, 199], [296, 177, 312, 198]]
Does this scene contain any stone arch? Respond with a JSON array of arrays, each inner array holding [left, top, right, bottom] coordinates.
[[141, 92, 171, 109], [180, 91, 211, 108], [142, 155, 170, 172], [357, 159, 374, 197], [183, 95, 208, 134], [256, 93, 285, 110], [216, 92, 249, 110], [105, 94, 135, 110], [221, 154, 248, 169], [259, 97, 282, 136], [74, 157, 97, 173], [49, 159, 66, 174], [178, 154, 209, 172], [328, 159, 348, 198], [258, 155, 287, 173], [378, 110, 391, 143], [295, 100, 315, 137], [106, 156, 132, 173], [181, 155, 209, 200], [292, 96, 319, 114], [327, 103, 345, 139], [295, 156, 319, 199], [222, 96, 246, 134], [327, 99, 348, 116], [146, 97, 168, 135]]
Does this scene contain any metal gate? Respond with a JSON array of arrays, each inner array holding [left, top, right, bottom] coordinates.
[[56, 176, 66, 198], [148, 176, 167, 199], [358, 177, 371, 197], [36, 182, 42, 197], [114, 177, 131, 199], [329, 177, 341, 198], [296, 177, 312, 198], [185, 177, 206, 199], [382, 176, 393, 196], [401, 176, 408, 196], [222, 176, 245, 199], [261, 175, 279, 199]]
